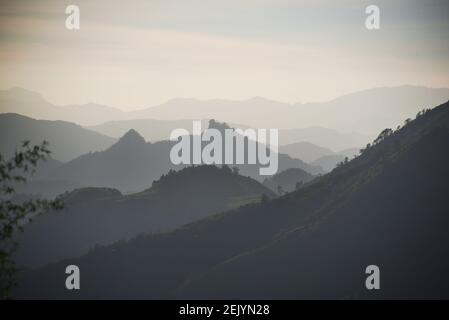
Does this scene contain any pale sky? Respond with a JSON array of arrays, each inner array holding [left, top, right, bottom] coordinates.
[[0, 0, 448, 110]]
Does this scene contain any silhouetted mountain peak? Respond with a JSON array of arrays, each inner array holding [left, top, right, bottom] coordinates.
[[116, 129, 146, 146]]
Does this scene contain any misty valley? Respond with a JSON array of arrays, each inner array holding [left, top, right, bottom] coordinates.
[[1, 87, 449, 300]]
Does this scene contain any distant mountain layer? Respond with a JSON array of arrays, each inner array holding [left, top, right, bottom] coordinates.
[[34, 122, 323, 195], [279, 141, 334, 162], [15, 99, 449, 299], [278, 127, 368, 151], [89, 119, 368, 151], [127, 86, 449, 135], [0, 116, 322, 196], [14, 165, 275, 268], [0, 87, 124, 126], [45, 129, 176, 194], [2, 86, 449, 139], [280, 142, 360, 172], [87, 119, 250, 142], [0, 113, 116, 162]]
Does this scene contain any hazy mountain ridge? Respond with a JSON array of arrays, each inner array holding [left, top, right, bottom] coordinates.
[[0, 113, 116, 162], [0, 87, 124, 126], [130, 86, 449, 135], [36, 121, 323, 194], [0, 117, 323, 197], [7, 86, 447, 152], [14, 165, 275, 268], [89, 118, 368, 151], [2, 86, 448, 142], [279, 142, 334, 162], [280, 142, 360, 172], [87, 119, 251, 142], [46, 130, 176, 194], [277, 127, 369, 151], [14, 100, 449, 299], [311, 154, 346, 172]]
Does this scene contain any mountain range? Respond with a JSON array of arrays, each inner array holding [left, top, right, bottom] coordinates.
[[14, 165, 274, 268], [126, 86, 449, 135], [87, 119, 250, 142], [0, 87, 124, 126], [2, 86, 449, 138], [10, 120, 322, 196], [89, 119, 369, 151], [279, 142, 360, 171], [14, 99, 449, 299], [0, 113, 116, 162]]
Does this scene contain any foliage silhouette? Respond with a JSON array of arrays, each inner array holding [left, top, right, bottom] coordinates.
[[0, 141, 63, 299]]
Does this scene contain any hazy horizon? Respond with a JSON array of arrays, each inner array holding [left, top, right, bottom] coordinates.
[[3, 84, 449, 112], [1, 0, 448, 110]]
